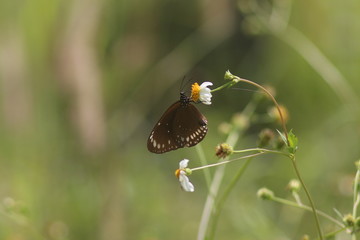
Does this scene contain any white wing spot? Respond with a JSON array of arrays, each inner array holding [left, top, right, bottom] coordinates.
[[186, 137, 189, 142], [162, 144, 165, 148], [181, 137, 184, 142], [168, 140, 171, 144], [153, 140, 157, 148], [157, 143, 161, 149]]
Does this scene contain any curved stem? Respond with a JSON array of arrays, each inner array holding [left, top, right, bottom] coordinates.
[[237, 77, 289, 143], [291, 156, 323, 240]]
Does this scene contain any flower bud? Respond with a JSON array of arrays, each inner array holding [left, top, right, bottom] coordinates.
[[224, 70, 235, 81], [215, 143, 233, 159], [268, 105, 289, 124], [287, 179, 301, 193], [257, 188, 274, 200], [258, 128, 275, 147], [343, 214, 355, 227]]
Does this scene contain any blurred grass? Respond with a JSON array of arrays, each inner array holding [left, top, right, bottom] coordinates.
[[0, 0, 359, 239]]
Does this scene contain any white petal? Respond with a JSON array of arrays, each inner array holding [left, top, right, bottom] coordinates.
[[179, 171, 195, 192], [179, 159, 189, 169], [199, 92, 212, 105], [200, 82, 213, 88]]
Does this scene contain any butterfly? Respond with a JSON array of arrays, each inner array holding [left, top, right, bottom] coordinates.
[[147, 92, 208, 153]]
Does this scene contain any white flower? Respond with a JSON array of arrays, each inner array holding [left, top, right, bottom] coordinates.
[[190, 82, 213, 105], [175, 159, 195, 192], [199, 82, 213, 105]]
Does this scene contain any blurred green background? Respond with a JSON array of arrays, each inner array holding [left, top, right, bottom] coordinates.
[[0, 0, 359, 239]]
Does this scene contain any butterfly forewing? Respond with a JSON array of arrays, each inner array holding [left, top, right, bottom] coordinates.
[[147, 100, 208, 154], [148, 101, 181, 153]]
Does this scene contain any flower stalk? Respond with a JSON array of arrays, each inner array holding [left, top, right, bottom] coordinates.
[[222, 70, 289, 144]]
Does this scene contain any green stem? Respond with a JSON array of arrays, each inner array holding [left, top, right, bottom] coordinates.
[[235, 77, 289, 143], [233, 147, 289, 157], [195, 144, 212, 190], [317, 227, 347, 240], [208, 157, 254, 240], [291, 156, 323, 239], [191, 152, 265, 172], [272, 197, 344, 227], [210, 81, 234, 93]]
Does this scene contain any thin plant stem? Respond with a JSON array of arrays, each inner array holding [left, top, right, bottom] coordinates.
[[236, 77, 289, 143], [291, 156, 323, 240], [210, 81, 233, 93], [316, 227, 347, 240], [208, 157, 254, 240], [196, 144, 212, 190], [292, 192, 303, 206], [191, 152, 265, 172], [233, 147, 289, 157], [272, 197, 344, 228]]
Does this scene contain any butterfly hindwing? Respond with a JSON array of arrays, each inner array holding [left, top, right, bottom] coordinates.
[[172, 104, 208, 148]]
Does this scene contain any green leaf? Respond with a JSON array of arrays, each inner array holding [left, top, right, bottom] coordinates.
[[276, 129, 288, 145], [287, 129, 298, 154]]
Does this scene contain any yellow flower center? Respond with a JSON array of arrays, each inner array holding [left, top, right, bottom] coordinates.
[[175, 169, 181, 178], [190, 82, 200, 102]]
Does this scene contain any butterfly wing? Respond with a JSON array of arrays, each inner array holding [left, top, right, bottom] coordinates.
[[147, 102, 208, 154], [147, 101, 182, 153], [172, 104, 208, 148]]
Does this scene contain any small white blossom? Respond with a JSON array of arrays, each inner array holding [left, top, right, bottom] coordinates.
[[199, 82, 213, 105], [176, 159, 195, 192]]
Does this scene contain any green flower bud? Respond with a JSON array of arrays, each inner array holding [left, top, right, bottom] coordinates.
[[343, 214, 355, 227], [257, 188, 274, 200], [287, 179, 301, 193], [215, 143, 233, 159], [224, 70, 235, 81]]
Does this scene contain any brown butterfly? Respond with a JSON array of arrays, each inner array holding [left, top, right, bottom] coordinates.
[[147, 92, 208, 153]]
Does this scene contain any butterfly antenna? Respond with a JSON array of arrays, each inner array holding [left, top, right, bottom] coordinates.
[[181, 76, 194, 94], [179, 76, 186, 92]]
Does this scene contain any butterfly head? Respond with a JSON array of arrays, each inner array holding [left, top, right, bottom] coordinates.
[[180, 92, 191, 106]]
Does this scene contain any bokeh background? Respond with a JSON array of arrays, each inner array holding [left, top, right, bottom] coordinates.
[[0, 0, 359, 239]]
